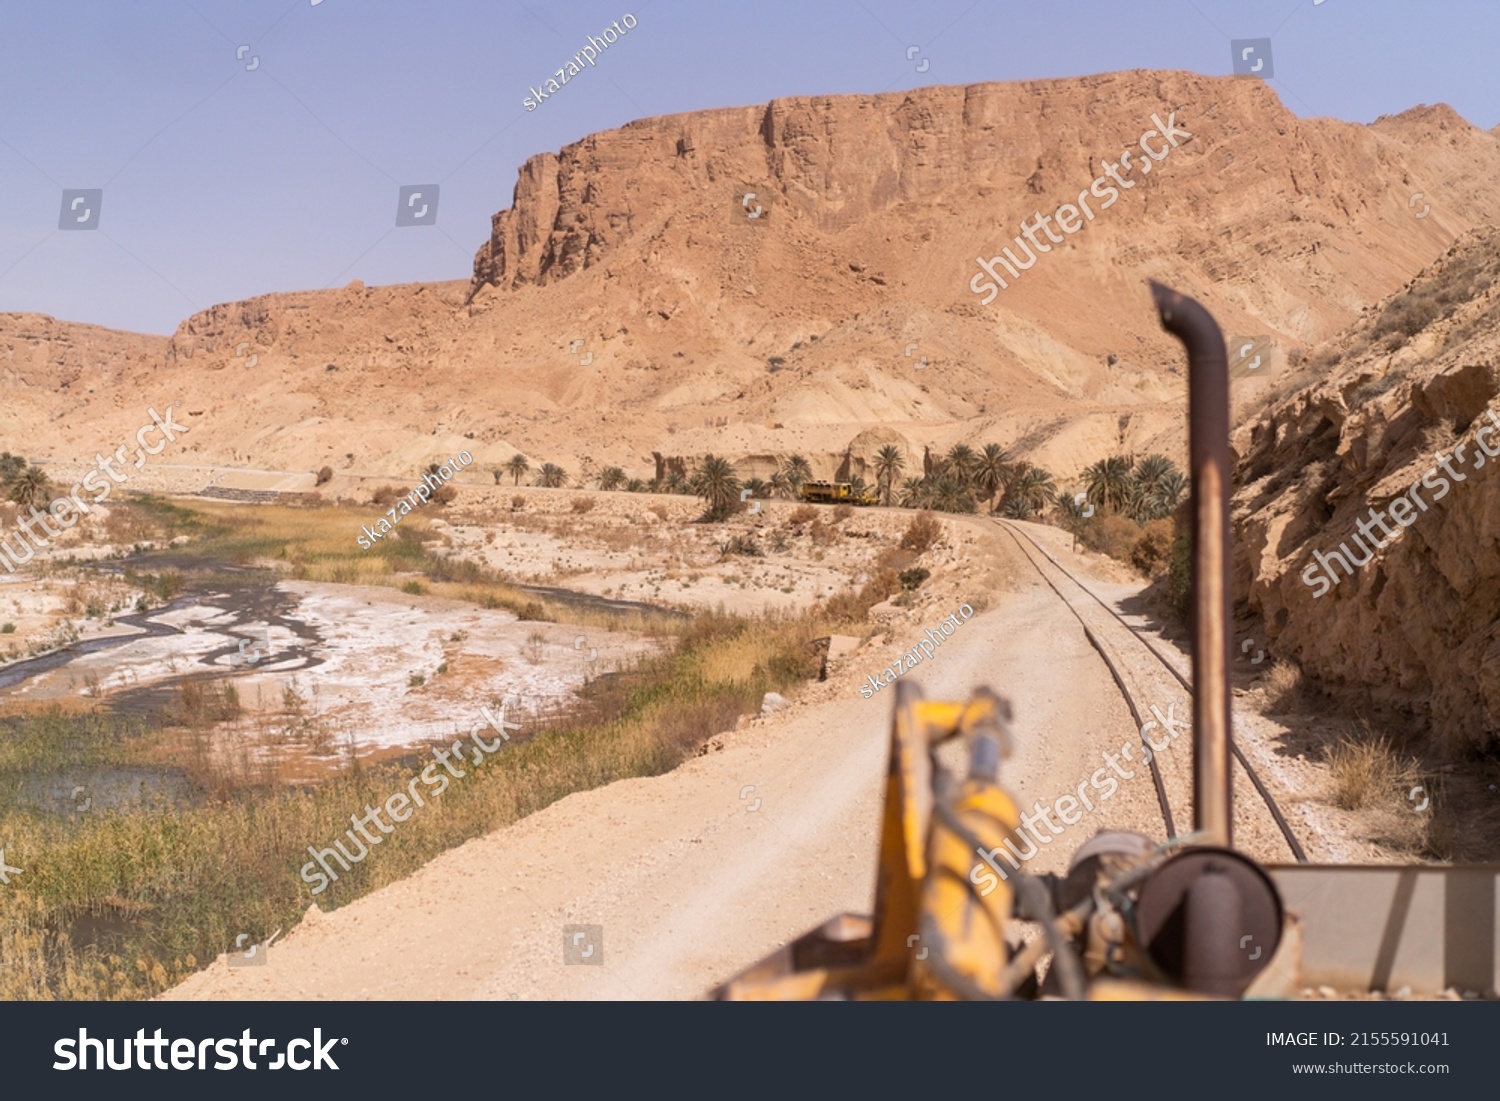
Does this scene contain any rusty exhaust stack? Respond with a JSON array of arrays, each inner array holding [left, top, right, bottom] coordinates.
[[1150, 282, 1232, 848]]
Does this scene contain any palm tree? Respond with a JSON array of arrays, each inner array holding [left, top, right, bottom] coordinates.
[[1125, 456, 1185, 521], [1084, 456, 1134, 514], [1133, 454, 1177, 495], [873, 444, 905, 506], [491, 468, 505, 485], [664, 470, 689, 495], [897, 477, 928, 508], [537, 463, 568, 488], [625, 478, 646, 493], [7, 465, 50, 511], [931, 474, 977, 514], [506, 454, 530, 486], [781, 455, 812, 497], [598, 466, 627, 491], [945, 444, 979, 488], [690, 454, 742, 520], [1001, 497, 1037, 521], [742, 477, 769, 500], [0, 452, 26, 489], [1154, 470, 1188, 512], [1011, 465, 1057, 515], [974, 443, 1013, 513]]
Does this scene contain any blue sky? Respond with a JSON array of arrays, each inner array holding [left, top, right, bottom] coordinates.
[[2, 0, 1495, 334]]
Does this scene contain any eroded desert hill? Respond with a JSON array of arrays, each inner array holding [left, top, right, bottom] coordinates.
[[2, 70, 1497, 485], [1234, 225, 1500, 753]]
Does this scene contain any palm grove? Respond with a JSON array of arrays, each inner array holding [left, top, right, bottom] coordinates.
[[492, 445, 1186, 530]]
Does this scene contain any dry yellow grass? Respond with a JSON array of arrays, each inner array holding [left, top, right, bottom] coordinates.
[[1327, 731, 1421, 811], [1261, 659, 1304, 712]]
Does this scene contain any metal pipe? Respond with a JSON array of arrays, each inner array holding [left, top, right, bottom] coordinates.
[[1182, 862, 1243, 996], [1149, 281, 1232, 848]]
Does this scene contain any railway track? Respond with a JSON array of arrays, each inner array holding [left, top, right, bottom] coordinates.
[[996, 518, 1307, 863]]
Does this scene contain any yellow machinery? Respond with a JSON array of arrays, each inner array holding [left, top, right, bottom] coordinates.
[[718, 686, 1022, 1000], [714, 681, 1284, 1001], [798, 481, 880, 506]]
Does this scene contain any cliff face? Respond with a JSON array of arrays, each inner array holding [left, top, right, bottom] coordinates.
[[4, 72, 1500, 484], [0, 314, 170, 459], [0, 313, 166, 396], [1233, 227, 1500, 752]]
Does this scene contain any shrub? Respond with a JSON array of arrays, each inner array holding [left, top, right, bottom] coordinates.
[[649, 504, 670, 521], [899, 511, 942, 553], [315, 466, 333, 486], [832, 504, 853, 523], [1369, 248, 1499, 350], [432, 484, 457, 506], [408, 673, 425, 687], [719, 534, 762, 558], [809, 518, 842, 546], [511, 495, 525, 511], [1080, 513, 1139, 563], [1130, 519, 1176, 577], [898, 567, 930, 590], [1327, 730, 1421, 811], [0, 623, 13, 634], [1262, 660, 1303, 712], [1166, 527, 1191, 617], [822, 567, 901, 624], [401, 580, 426, 595], [571, 496, 596, 514], [788, 505, 819, 524], [372, 484, 403, 506]]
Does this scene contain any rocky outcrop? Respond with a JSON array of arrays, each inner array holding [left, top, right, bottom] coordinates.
[[1234, 228, 1500, 752], [652, 453, 688, 483], [837, 427, 913, 484]]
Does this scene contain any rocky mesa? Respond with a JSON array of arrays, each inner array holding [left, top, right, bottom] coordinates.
[[3, 70, 1498, 493]]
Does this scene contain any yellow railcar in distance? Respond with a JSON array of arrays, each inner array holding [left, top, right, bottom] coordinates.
[[798, 481, 880, 506]]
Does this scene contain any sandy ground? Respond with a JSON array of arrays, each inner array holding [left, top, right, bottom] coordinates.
[[164, 515, 1274, 1001], [440, 491, 924, 617]]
